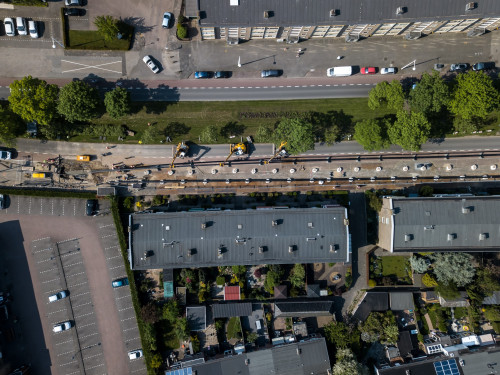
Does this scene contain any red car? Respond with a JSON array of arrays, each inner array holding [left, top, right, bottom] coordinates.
[[361, 67, 377, 74]]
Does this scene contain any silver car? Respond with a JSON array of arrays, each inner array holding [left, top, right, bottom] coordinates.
[[381, 67, 397, 74], [4, 18, 15, 37], [53, 321, 72, 333], [48, 291, 68, 303], [28, 20, 39, 38], [143, 55, 159, 74], [162, 12, 173, 28], [16, 17, 27, 36]]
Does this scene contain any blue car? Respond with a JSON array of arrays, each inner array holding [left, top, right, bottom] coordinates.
[[194, 71, 210, 79], [112, 277, 129, 288]]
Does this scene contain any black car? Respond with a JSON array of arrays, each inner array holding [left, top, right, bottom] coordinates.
[[261, 69, 281, 78], [214, 71, 230, 79], [64, 8, 84, 16], [86, 199, 97, 216], [449, 63, 469, 72], [472, 62, 495, 71]]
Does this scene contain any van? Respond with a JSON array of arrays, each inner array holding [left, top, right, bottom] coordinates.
[[327, 66, 352, 77], [32, 172, 46, 178], [28, 20, 38, 38], [16, 17, 27, 36]]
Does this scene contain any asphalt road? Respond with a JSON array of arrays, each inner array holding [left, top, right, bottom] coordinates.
[[16, 136, 500, 161]]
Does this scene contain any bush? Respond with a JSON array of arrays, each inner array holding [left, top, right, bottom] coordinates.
[[368, 279, 377, 287], [177, 24, 187, 39], [216, 276, 226, 286]]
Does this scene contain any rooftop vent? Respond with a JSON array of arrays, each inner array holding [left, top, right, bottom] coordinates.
[[296, 348, 302, 355], [396, 6, 405, 15], [424, 225, 435, 231], [462, 207, 470, 214], [329, 9, 337, 17], [230, 0, 239, 6], [479, 233, 488, 241], [217, 247, 223, 256], [404, 234, 412, 242], [263, 10, 273, 18], [465, 2, 476, 11], [288, 245, 294, 253], [272, 220, 278, 226], [308, 222, 314, 228], [425, 211, 431, 216], [237, 224, 243, 229], [447, 233, 456, 241], [306, 237, 316, 241], [330, 244, 339, 253], [235, 238, 246, 244], [259, 246, 264, 254], [201, 223, 207, 229], [165, 225, 170, 230], [187, 249, 192, 257]]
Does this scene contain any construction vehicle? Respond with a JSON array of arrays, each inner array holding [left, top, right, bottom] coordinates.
[[170, 142, 189, 169], [76, 155, 90, 162], [265, 141, 288, 164], [219, 143, 246, 167]]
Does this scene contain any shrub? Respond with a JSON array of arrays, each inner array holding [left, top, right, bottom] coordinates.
[[177, 24, 187, 39], [368, 279, 377, 287], [216, 276, 226, 286]]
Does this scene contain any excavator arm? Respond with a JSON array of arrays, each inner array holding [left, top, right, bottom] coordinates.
[[265, 141, 288, 164]]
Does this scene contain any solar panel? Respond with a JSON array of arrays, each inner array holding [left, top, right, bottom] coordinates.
[[433, 359, 459, 375], [165, 368, 192, 375]]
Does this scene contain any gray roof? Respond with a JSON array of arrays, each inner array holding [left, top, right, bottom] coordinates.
[[352, 292, 389, 321], [186, 306, 207, 331], [274, 301, 333, 318], [386, 196, 500, 252], [378, 357, 458, 375], [390, 292, 415, 311], [482, 291, 500, 305], [212, 302, 253, 318], [199, 0, 500, 27], [306, 284, 321, 298], [129, 207, 349, 270], [461, 348, 500, 375], [192, 338, 331, 375], [439, 291, 470, 308]]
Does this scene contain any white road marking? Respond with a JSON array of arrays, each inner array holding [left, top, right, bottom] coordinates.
[[61, 60, 122, 74]]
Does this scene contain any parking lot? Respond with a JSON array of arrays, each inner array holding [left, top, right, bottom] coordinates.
[[0, 196, 146, 375]]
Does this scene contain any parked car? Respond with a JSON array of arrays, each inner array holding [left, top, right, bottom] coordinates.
[[0, 150, 11, 160], [434, 63, 445, 71], [450, 63, 469, 72], [162, 12, 173, 28], [361, 67, 376, 74], [16, 17, 27, 36], [48, 291, 68, 303], [472, 62, 495, 71], [86, 199, 97, 216], [28, 20, 38, 38], [380, 67, 397, 74], [128, 349, 143, 360], [261, 69, 280, 78], [65, 0, 82, 5], [4, 18, 15, 36], [214, 71, 230, 78], [333, 274, 341, 281], [0, 195, 4, 210], [112, 277, 129, 288], [194, 71, 210, 79], [143, 55, 160, 73], [64, 8, 84, 16], [53, 321, 72, 333]]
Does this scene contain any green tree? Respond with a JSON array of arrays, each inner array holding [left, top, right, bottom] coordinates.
[[384, 324, 400, 345], [483, 306, 500, 323], [409, 71, 450, 114], [247, 331, 258, 343], [94, 15, 119, 42], [409, 256, 428, 273], [332, 349, 369, 375], [466, 267, 500, 303], [180, 268, 198, 292], [324, 321, 350, 349], [8, 76, 59, 125], [104, 87, 131, 119], [289, 264, 305, 289], [422, 273, 438, 287], [140, 302, 160, 324], [190, 333, 201, 353], [231, 265, 247, 278], [449, 71, 499, 120], [324, 124, 341, 145], [57, 81, 101, 122], [150, 353, 162, 369], [177, 23, 187, 39], [163, 299, 181, 322], [368, 80, 404, 111], [273, 118, 314, 155], [354, 118, 390, 151], [0, 107, 23, 147], [435, 281, 460, 300], [255, 124, 274, 143], [419, 185, 434, 197], [360, 311, 396, 343], [174, 318, 190, 342], [200, 125, 218, 143], [141, 127, 159, 144], [387, 110, 431, 151], [264, 264, 284, 294], [431, 252, 475, 287]]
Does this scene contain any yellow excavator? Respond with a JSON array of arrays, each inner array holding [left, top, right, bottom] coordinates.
[[170, 141, 189, 169], [219, 143, 246, 167], [265, 141, 288, 164]]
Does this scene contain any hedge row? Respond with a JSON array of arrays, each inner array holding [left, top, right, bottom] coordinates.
[[0, 187, 95, 199], [60, 7, 68, 47], [110, 197, 154, 374]]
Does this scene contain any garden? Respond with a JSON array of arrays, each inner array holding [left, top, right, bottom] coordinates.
[[369, 254, 413, 286]]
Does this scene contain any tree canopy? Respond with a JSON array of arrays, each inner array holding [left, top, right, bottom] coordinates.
[[273, 118, 314, 154], [387, 110, 431, 151], [200, 125, 218, 143], [409, 256, 429, 273], [431, 252, 475, 287], [368, 80, 404, 111], [409, 71, 450, 114], [289, 264, 305, 289], [255, 124, 274, 143], [332, 349, 369, 375], [0, 107, 24, 146], [94, 15, 120, 42], [8, 76, 59, 125], [104, 87, 131, 119], [449, 71, 499, 120], [360, 311, 397, 344], [57, 81, 101, 122], [354, 118, 390, 151]]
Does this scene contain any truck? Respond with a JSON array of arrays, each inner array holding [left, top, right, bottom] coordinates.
[[327, 66, 353, 77]]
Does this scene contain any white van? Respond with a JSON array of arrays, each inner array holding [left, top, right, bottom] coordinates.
[[327, 66, 353, 77]]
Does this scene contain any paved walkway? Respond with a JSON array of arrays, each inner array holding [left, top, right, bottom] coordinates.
[[425, 313, 435, 331]]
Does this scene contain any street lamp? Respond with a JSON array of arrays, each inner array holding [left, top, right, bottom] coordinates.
[[401, 60, 416, 71], [237, 56, 241, 68], [51, 37, 64, 49]]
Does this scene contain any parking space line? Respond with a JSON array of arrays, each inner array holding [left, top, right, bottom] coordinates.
[[74, 311, 94, 319], [33, 237, 51, 242], [40, 268, 57, 274], [123, 326, 137, 332], [58, 349, 75, 356], [34, 247, 53, 254], [57, 339, 74, 346], [66, 370, 80, 375], [121, 316, 137, 322], [118, 306, 134, 312], [109, 265, 124, 270], [116, 294, 131, 300], [78, 322, 96, 329], [65, 261, 83, 267], [104, 245, 119, 250], [101, 234, 115, 239], [79, 332, 100, 340], [47, 308, 67, 315], [71, 291, 90, 298], [67, 281, 88, 288], [65, 271, 85, 278], [86, 363, 105, 371], [59, 360, 77, 367], [72, 301, 92, 308], [127, 336, 141, 342], [42, 278, 60, 284], [132, 369, 146, 373], [37, 258, 55, 264], [83, 352, 103, 361], [106, 255, 122, 261], [99, 224, 114, 229]]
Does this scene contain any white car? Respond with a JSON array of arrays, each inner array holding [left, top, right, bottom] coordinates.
[[16, 17, 27, 36], [4, 18, 15, 36], [143, 55, 159, 74], [28, 20, 38, 38], [53, 321, 72, 333], [381, 67, 397, 74], [48, 290, 68, 303], [0, 150, 11, 160], [128, 349, 143, 360]]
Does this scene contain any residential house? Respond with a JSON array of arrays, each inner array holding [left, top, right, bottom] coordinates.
[[212, 302, 252, 318], [439, 291, 470, 308], [274, 285, 287, 299], [376, 358, 461, 375], [352, 292, 389, 321], [390, 292, 415, 311], [306, 284, 321, 298], [274, 301, 334, 318], [186, 306, 207, 331]]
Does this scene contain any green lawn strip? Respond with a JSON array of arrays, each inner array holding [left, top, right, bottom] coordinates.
[[227, 317, 242, 340], [381, 256, 409, 278], [72, 98, 395, 144], [67, 30, 131, 50]]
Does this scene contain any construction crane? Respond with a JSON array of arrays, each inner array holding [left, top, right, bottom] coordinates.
[[265, 141, 288, 164], [219, 143, 246, 167], [170, 142, 189, 169]]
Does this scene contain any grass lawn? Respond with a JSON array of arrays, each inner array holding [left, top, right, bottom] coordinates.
[[68, 30, 131, 50], [71, 98, 396, 144], [454, 307, 468, 320], [381, 256, 409, 278], [227, 316, 242, 340]]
